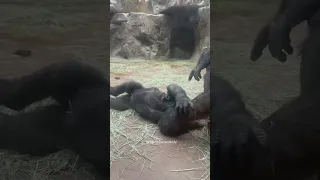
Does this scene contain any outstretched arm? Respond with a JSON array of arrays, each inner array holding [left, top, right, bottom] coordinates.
[[268, 0, 319, 61], [251, 0, 319, 62], [188, 48, 210, 81]]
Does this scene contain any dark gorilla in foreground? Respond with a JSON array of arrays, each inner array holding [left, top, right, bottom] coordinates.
[[1, 60, 108, 111], [210, 74, 267, 180], [110, 81, 210, 137], [211, 73, 320, 180], [188, 47, 211, 92], [250, 0, 320, 62], [0, 60, 109, 178]]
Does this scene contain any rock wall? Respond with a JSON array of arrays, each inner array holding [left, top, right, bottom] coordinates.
[[110, 0, 210, 60], [110, 13, 170, 59]]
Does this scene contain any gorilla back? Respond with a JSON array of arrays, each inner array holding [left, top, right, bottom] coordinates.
[[1, 60, 109, 111]]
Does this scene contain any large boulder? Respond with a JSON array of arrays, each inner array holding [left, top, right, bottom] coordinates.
[[110, 13, 170, 60], [149, 0, 209, 14]]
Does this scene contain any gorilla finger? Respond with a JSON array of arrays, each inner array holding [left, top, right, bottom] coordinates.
[[188, 70, 194, 81], [250, 50, 262, 61], [284, 44, 293, 55], [276, 51, 287, 62]]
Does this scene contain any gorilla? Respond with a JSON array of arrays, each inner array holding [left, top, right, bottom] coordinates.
[[110, 81, 210, 137], [210, 73, 320, 180], [188, 47, 211, 92], [210, 74, 267, 180], [250, 0, 320, 96], [259, 93, 320, 180], [1, 60, 108, 111], [250, 0, 320, 62], [159, 5, 204, 59], [0, 60, 109, 179]]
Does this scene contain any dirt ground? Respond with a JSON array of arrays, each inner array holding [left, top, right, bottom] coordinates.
[[0, 0, 108, 180]]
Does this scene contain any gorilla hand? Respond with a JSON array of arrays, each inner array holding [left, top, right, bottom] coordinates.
[[250, 22, 293, 62], [268, 18, 293, 62], [188, 68, 202, 81], [175, 96, 193, 116], [212, 116, 266, 178]]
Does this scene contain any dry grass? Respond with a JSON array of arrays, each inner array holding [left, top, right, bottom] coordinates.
[[0, 99, 94, 180], [110, 58, 210, 177]]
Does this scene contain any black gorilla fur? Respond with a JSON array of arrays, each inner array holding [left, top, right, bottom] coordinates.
[[1, 60, 108, 111], [110, 81, 210, 137], [0, 60, 109, 179], [188, 47, 210, 92], [0, 105, 66, 156], [211, 74, 320, 179], [210, 74, 267, 180], [250, 0, 320, 62], [64, 87, 109, 178], [259, 94, 320, 180], [159, 5, 203, 59]]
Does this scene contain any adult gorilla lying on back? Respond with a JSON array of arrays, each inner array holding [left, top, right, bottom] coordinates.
[[110, 81, 210, 137], [0, 60, 109, 178]]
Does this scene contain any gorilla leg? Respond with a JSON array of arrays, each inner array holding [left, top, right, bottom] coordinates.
[[110, 81, 144, 96], [0, 104, 66, 156], [65, 87, 109, 179], [261, 94, 320, 180], [3, 60, 108, 111], [110, 94, 131, 111]]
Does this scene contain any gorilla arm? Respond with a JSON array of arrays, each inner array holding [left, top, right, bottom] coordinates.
[[188, 48, 210, 81], [251, 0, 320, 62], [267, 0, 320, 61], [166, 84, 193, 115], [134, 104, 164, 124]]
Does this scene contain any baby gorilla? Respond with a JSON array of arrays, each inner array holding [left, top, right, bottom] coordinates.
[[0, 105, 66, 156], [110, 81, 209, 137], [188, 47, 210, 92]]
